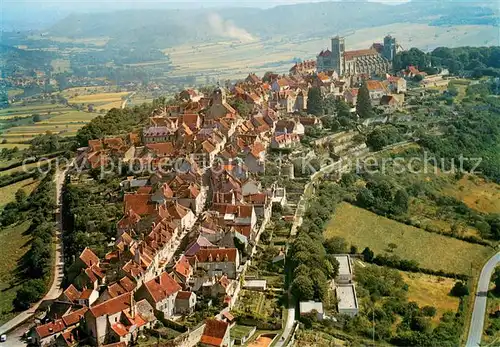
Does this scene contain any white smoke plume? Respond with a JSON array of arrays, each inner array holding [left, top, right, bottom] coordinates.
[[207, 13, 255, 42]]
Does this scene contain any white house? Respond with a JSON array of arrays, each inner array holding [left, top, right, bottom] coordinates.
[[299, 301, 324, 321], [337, 284, 359, 317], [334, 255, 353, 284], [195, 248, 240, 279]]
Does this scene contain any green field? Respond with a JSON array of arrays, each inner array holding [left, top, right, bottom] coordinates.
[[231, 324, 255, 340], [0, 178, 39, 209], [1, 104, 97, 145], [0, 221, 32, 325], [325, 202, 492, 275]]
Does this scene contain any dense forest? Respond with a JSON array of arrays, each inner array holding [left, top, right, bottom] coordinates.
[[394, 46, 500, 77]]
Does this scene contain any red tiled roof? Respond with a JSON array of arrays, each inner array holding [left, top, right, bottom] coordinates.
[[124, 193, 156, 216], [201, 319, 229, 347], [62, 284, 81, 303], [111, 323, 129, 337], [35, 320, 66, 339], [196, 248, 238, 263], [62, 307, 88, 327], [233, 225, 252, 238], [174, 255, 192, 278], [108, 283, 128, 298], [246, 193, 267, 204], [366, 80, 386, 92], [79, 248, 99, 268], [146, 142, 175, 157], [89, 293, 132, 318], [176, 291, 193, 300], [79, 288, 94, 300], [249, 142, 266, 159], [144, 272, 182, 303], [222, 311, 235, 322], [119, 276, 136, 292]]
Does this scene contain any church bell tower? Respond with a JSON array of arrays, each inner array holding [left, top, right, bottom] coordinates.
[[331, 36, 345, 76]]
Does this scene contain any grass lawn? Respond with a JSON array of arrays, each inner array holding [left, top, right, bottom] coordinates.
[[0, 221, 32, 325], [230, 324, 255, 340], [441, 175, 500, 214], [400, 272, 460, 325], [324, 202, 492, 275], [0, 178, 39, 209]]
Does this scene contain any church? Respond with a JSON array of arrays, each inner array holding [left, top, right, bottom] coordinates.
[[317, 35, 397, 77]]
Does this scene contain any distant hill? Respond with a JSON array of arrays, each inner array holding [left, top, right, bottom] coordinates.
[[46, 1, 499, 50]]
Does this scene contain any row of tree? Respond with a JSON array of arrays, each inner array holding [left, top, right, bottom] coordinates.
[[289, 183, 346, 302], [13, 169, 57, 310]]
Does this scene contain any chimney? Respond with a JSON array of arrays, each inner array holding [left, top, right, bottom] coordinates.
[[130, 293, 136, 318]]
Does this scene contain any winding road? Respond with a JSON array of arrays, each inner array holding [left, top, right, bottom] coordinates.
[[0, 163, 70, 340], [466, 251, 500, 347]]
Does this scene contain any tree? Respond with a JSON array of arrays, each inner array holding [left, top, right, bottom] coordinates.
[[13, 279, 46, 310], [421, 306, 437, 317], [229, 99, 252, 118], [450, 281, 469, 297], [356, 188, 375, 208], [393, 189, 409, 214], [307, 87, 324, 116], [15, 189, 27, 204], [323, 237, 347, 254], [356, 82, 374, 119], [492, 267, 500, 293], [362, 247, 375, 262], [340, 173, 356, 188], [32, 114, 42, 122], [336, 99, 351, 118], [291, 275, 314, 301]]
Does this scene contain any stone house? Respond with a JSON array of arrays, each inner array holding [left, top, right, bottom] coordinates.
[[175, 291, 197, 315], [195, 248, 240, 279], [243, 142, 266, 174], [135, 272, 182, 319]]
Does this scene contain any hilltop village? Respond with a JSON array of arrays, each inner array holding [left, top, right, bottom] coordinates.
[[20, 35, 499, 347]]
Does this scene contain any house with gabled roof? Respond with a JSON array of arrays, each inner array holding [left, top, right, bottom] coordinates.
[[85, 292, 154, 346], [271, 133, 301, 149], [194, 248, 240, 279], [200, 318, 231, 347], [135, 272, 182, 319], [243, 141, 266, 173]]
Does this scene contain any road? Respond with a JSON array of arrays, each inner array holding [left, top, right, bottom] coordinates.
[[0, 163, 70, 340], [121, 91, 136, 109], [466, 251, 500, 347], [275, 308, 295, 347]]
